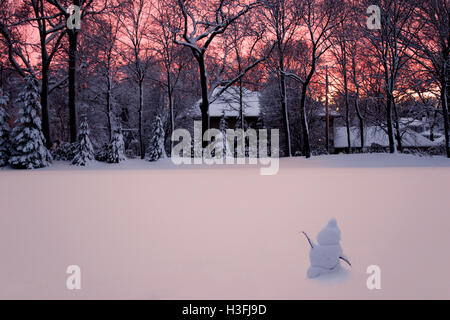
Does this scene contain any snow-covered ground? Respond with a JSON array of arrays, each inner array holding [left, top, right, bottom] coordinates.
[[1, 154, 449, 299]]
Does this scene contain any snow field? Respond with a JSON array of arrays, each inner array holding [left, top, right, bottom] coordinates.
[[1, 154, 449, 299]]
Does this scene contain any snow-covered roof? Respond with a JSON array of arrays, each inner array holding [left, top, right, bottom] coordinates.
[[399, 117, 426, 128], [194, 86, 261, 118], [334, 126, 437, 149], [316, 107, 341, 118], [420, 130, 443, 139]]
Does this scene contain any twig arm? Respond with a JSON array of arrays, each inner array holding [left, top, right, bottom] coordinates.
[[301, 231, 314, 248], [339, 255, 352, 267]]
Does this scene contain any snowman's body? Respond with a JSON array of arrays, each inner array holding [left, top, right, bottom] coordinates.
[[307, 219, 344, 278]]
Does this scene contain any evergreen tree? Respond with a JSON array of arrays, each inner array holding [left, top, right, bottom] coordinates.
[[72, 115, 95, 166], [106, 123, 125, 163], [147, 115, 166, 161], [9, 76, 52, 169], [0, 89, 10, 167]]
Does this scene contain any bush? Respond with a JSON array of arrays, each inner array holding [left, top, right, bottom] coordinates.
[[311, 146, 329, 156], [51, 142, 77, 161], [95, 143, 109, 162]]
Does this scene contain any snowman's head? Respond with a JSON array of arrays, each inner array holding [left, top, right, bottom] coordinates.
[[317, 218, 341, 246]]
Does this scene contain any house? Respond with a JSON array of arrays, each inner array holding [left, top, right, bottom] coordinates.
[[192, 86, 261, 129], [399, 117, 444, 142], [315, 106, 342, 150], [334, 126, 437, 153], [399, 117, 428, 133]]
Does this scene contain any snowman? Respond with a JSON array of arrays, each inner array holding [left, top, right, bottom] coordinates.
[[302, 218, 351, 278]]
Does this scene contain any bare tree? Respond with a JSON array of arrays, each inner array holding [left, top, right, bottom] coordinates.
[[286, 0, 342, 158], [330, 4, 352, 153], [0, 0, 66, 148], [118, 0, 153, 159], [47, 0, 108, 143], [329, 1, 365, 152], [0, 4, 34, 79], [150, 0, 186, 155], [260, 0, 301, 156], [88, 10, 122, 140], [349, 35, 365, 151], [173, 0, 262, 144], [408, 0, 450, 158], [362, 0, 415, 153], [214, 12, 267, 130]]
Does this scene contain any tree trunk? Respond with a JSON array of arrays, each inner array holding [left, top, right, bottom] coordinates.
[[196, 54, 209, 148], [343, 66, 351, 154], [106, 67, 112, 141], [279, 57, 292, 157], [37, 0, 51, 148], [138, 80, 145, 159], [441, 80, 450, 158], [354, 82, 364, 151], [393, 100, 402, 152], [40, 64, 51, 148], [355, 97, 364, 151], [430, 109, 438, 142], [68, 30, 78, 143], [239, 78, 244, 129], [352, 56, 364, 151], [167, 78, 174, 157], [164, 71, 175, 157], [386, 92, 396, 153], [325, 66, 329, 153], [300, 82, 311, 158]]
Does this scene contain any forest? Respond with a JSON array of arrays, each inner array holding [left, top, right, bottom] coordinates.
[[0, 0, 449, 169]]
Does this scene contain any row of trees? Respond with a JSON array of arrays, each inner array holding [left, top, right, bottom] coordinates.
[[0, 76, 166, 168], [0, 0, 448, 168]]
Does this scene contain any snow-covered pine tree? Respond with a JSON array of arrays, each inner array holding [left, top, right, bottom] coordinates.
[[106, 124, 125, 163], [72, 115, 95, 166], [147, 115, 166, 161], [0, 89, 10, 167], [9, 76, 52, 169]]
